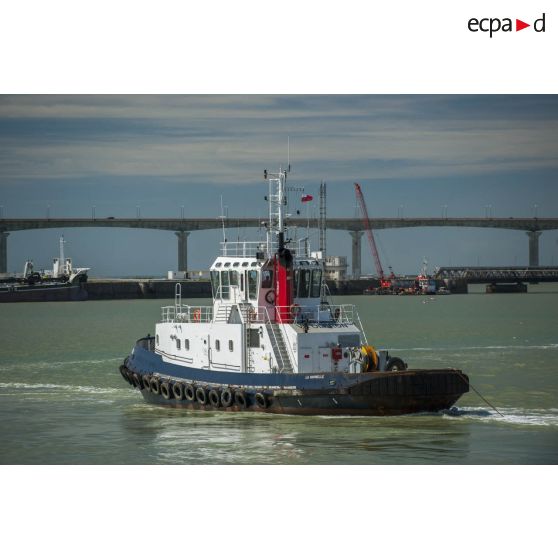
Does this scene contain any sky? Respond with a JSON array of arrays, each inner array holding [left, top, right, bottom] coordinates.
[[1, 94, 558, 277]]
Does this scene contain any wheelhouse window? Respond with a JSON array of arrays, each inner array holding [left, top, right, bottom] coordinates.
[[248, 270, 258, 300], [311, 269, 322, 298], [220, 270, 230, 299], [297, 269, 311, 298], [261, 269, 273, 289], [215, 339, 221, 351], [210, 270, 219, 299], [230, 270, 239, 287], [228, 340, 234, 352]]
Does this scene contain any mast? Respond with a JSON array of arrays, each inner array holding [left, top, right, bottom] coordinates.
[[265, 166, 294, 322], [319, 181, 327, 303], [59, 235, 66, 277]]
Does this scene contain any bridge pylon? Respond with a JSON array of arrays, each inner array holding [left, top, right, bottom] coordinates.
[[527, 231, 542, 267], [175, 231, 190, 276], [0, 231, 8, 274]]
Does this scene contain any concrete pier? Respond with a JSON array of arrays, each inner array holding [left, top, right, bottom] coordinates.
[[349, 231, 363, 279], [175, 231, 190, 274], [527, 231, 542, 267], [0, 232, 8, 274]]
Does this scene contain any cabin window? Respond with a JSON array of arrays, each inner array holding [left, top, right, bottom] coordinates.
[[229, 340, 234, 352], [242, 262, 249, 267], [311, 270, 322, 298], [230, 270, 239, 287], [248, 270, 258, 300], [210, 270, 219, 299], [176, 338, 181, 350], [215, 339, 220, 351], [215, 262, 222, 267], [240, 274, 244, 291], [233, 262, 240, 267], [298, 269, 311, 298], [224, 262, 231, 267], [261, 269, 273, 289], [251, 262, 258, 267], [220, 270, 230, 299], [156, 334, 159, 345], [184, 339, 190, 351]]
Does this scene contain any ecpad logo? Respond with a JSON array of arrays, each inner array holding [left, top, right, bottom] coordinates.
[[468, 13, 546, 37]]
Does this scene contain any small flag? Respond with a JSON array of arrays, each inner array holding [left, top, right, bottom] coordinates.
[[301, 194, 313, 203]]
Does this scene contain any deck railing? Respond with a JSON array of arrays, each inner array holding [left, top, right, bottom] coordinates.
[[160, 303, 356, 326]]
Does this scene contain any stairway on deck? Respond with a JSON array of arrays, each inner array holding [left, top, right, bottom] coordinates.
[[266, 323, 294, 373]]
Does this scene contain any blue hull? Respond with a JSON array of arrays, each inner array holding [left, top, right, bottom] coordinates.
[[119, 339, 469, 416]]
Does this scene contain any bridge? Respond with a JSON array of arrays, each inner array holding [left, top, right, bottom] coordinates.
[[434, 266, 558, 284], [1, 216, 557, 276]]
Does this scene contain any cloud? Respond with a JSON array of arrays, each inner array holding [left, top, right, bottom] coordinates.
[[0, 95, 557, 183]]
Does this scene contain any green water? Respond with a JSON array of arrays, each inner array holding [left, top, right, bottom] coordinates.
[[1, 289, 557, 464]]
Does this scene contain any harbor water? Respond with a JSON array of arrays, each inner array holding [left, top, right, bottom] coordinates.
[[1, 287, 557, 464]]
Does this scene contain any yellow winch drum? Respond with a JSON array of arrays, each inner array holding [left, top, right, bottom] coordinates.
[[360, 345, 378, 372]]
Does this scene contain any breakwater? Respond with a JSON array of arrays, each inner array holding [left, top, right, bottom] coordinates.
[[85, 279, 212, 300]]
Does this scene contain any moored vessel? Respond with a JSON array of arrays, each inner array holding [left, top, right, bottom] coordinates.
[[120, 165, 469, 415], [0, 236, 90, 303]]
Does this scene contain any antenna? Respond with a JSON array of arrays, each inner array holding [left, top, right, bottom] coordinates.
[[219, 196, 228, 248], [287, 137, 291, 172]]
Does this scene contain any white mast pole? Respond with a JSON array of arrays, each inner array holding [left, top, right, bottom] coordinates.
[[59, 235, 65, 276]]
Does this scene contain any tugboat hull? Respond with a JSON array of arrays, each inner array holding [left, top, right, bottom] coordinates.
[[120, 344, 469, 416]]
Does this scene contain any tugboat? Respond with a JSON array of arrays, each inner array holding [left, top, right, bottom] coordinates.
[[119, 166, 469, 415]]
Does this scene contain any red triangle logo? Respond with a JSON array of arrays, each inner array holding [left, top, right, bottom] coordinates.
[[516, 19, 530, 31]]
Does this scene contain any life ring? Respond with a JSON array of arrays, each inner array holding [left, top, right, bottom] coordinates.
[[208, 389, 221, 407], [195, 387, 207, 405], [193, 308, 201, 322], [172, 382, 185, 400], [150, 377, 161, 395], [184, 384, 196, 401], [290, 304, 301, 320], [234, 390, 247, 409], [255, 392, 268, 409], [160, 382, 172, 400], [221, 388, 233, 407], [265, 290, 275, 304]]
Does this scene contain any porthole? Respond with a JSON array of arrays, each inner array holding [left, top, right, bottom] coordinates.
[[215, 339, 221, 351], [228, 340, 234, 352]]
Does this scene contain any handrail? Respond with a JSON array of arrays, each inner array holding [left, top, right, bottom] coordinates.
[[159, 302, 356, 326]]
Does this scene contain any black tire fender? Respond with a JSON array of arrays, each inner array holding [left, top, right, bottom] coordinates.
[[221, 388, 233, 407], [184, 384, 196, 401], [195, 387, 207, 405], [172, 382, 185, 400], [255, 392, 268, 409], [385, 357, 406, 372], [160, 382, 172, 400], [150, 377, 161, 395], [234, 390, 247, 409], [208, 389, 221, 407]]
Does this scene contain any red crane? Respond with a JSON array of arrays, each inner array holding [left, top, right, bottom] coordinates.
[[354, 183, 393, 290]]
